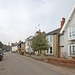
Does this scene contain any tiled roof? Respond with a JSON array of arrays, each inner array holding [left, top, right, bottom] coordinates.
[[45, 28, 60, 36]]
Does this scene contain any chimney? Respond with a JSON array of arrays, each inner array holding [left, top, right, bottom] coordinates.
[[61, 18, 65, 29]]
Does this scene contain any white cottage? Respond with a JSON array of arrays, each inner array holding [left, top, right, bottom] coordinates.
[[25, 36, 34, 53], [60, 4, 75, 59], [11, 46, 18, 52]]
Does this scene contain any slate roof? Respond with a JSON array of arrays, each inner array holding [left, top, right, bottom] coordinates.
[[45, 28, 60, 36]]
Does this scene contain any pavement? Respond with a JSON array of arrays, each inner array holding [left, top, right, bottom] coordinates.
[[24, 54, 48, 60], [0, 52, 75, 75]]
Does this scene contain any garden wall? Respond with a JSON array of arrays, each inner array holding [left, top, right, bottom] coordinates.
[[47, 57, 75, 67]]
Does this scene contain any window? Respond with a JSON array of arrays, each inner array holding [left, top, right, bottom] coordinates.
[[72, 26, 75, 37], [69, 45, 75, 55], [50, 35, 52, 42], [50, 47, 52, 54], [69, 27, 72, 37], [70, 46, 71, 55], [69, 26, 75, 38], [46, 36, 49, 43], [73, 46, 75, 55]]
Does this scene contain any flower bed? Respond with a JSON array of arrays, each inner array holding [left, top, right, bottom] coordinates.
[[47, 57, 75, 67]]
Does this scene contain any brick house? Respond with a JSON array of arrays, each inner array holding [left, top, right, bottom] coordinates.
[[21, 42, 25, 52]]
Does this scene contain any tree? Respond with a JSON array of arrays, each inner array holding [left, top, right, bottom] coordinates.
[[32, 33, 49, 53], [0, 41, 3, 49], [2, 45, 7, 50]]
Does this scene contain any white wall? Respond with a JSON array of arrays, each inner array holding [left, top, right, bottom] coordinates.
[[60, 9, 75, 59], [12, 46, 18, 52]]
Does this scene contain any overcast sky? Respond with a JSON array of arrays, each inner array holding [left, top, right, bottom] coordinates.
[[0, 0, 75, 45]]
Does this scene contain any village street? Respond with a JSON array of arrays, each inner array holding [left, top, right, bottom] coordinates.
[[0, 52, 75, 75]]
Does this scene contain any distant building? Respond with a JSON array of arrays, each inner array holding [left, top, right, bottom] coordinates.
[[11, 42, 18, 52], [25, 36, 34, 53], [21, 42, 25, 52]]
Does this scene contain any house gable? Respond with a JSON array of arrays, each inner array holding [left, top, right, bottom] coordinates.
[[60, 3, 75, 34]]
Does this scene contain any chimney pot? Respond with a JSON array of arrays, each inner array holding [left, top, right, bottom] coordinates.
[[62, 18, 65, 21], [61, 17, 65, 29]]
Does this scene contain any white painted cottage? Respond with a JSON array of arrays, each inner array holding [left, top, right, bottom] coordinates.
[[25, 36, 34, 53], [60, 4, 75, 59], [11, 46, 18, 52]]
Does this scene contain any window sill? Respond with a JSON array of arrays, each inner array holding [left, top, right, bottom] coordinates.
[[68, 37, 75, 41]]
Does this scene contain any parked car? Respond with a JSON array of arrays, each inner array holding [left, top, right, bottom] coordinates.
[[3, 50, 6, 52], [0, 50, 4, 61]]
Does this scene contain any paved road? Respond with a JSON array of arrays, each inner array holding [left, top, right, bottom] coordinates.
[[0, 52, 75, 75]]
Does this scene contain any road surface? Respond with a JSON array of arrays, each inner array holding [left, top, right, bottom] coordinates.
[[0, 52, 75, 75]]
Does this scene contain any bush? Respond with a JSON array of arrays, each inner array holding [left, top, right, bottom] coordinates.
[[16, 50, 18, 53], [25, 52, 30, 54], [37, 54, 41, 56], [20, 51, 24, 55]]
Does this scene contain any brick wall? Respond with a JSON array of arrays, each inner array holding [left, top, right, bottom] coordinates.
[[47, 57, 75, 67]]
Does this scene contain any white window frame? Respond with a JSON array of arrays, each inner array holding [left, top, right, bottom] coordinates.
[[50, 35, 52, 42], [50, 47, 53, 54], [46, 36, 49, 43], [68, 44, 75, 56], [72, 26, 75, 37], [48, 47, 53, 55], [68, 26, 75, 39], [46, 47, 53, 55], [46, 35, 53, 55]]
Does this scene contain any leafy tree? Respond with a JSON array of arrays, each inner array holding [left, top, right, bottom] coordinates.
[[2, 45, 7, 50], [32, 33, 49, 52], [0, 41, 3, 49]]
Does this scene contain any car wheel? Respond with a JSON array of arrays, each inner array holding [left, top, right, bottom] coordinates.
[[0, 59, 2, 61]]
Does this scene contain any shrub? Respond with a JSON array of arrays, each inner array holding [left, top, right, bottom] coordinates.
[[20, 51, 24, 55], [37, 54, 41, 56], [25, 52, 30, 54]]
